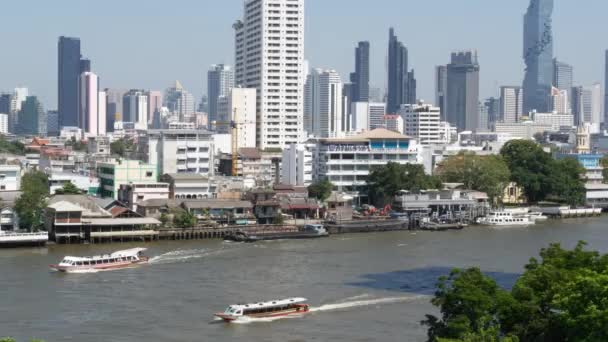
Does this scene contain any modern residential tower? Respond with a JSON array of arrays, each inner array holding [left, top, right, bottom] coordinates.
[[304, 69, 343, 138], [500, 86, 523, 123], [522, 0, 554, 113], [234, 0, 305, 149]]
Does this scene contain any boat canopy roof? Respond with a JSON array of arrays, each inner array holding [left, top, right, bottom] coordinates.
[[228, 297, 307, 310], [62, 248, 147, 262]]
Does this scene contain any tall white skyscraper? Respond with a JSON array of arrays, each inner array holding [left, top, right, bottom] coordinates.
[[123, 90, 148, 130], [234, 0, 305, 149], [550, 86, 570, 114], [79, 72, 107, 136], [304, 69, 343, 138], [499, 86, 524, 123], [9, 87, 28, 132]]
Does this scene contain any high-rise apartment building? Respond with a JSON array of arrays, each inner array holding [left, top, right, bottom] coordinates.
[[122, 90, 148, 130], [523, 0, 554, 113], [234, 0, 305, 149], [105, 89, 125, 132], [500, 86, 523, 123], [147, 91, 162, 126], [553, 59, 573, 92], [388, 28, 416, 113], [350, 41, 370, 103], [446, 51, 480, 131], [216, 87, 257, 148], [9, 88, 28, 133], [484, 97, 500, 129], [58, 36, 82, 128], [304, 69, 343, 138], [207, 64, 234, 127], [47, 110, 59, 136], [400, 102, 442, 145], [79, 72, 106, 136], [351, 102, 386, 132], [550, 87, 569, 114]]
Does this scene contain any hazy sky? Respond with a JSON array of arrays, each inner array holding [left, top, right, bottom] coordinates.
[[1, 0, 606, 109]]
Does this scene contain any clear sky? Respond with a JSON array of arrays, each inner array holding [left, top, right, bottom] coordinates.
[[1, 0, 606, 109]]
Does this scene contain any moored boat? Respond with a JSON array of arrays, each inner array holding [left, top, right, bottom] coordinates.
[[477, 211, 534, 226], [215, 298, 309, 322], [49, 248, 148, 272]]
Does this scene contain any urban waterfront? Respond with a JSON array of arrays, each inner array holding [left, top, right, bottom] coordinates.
[[2, 217, 608, 342]]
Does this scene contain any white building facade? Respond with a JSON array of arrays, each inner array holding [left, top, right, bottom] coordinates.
[[79, 72, 107, 136], [351, 102, 386, 132], [144, 129, 215, 177], [234, 0, 305, 149], [500, 86, 523, 123], [217, 87, 257, 149], [304, 68, 343, 138], [281, 143, 313, 186], [400, 102, 442, 145]]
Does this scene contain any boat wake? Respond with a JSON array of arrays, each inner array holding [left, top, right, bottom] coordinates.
[[228, 294, 427, 324], [149, 248, 226, 264]]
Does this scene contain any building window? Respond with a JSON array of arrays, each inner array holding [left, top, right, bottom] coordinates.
[[146, 172, 153, 177]]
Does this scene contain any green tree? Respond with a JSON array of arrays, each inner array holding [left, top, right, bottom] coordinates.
[[65, 137, 87, 151], [0, 136, 26, 155], [500, 140, 554, 203], [368, 162, 442, 206], [0, 338, 15, 342], [54, 181, 82, 195], [436, 153, 511, 204], [173, 210, 197, 228], [110, 138, 134, 158], [308, 179, 334, 202], [15, 171, 49, 230], [547, 158, 586, 206], [159, 212, 169, 226], [272, 213, 285, 225], [423, 242, 608, 342]]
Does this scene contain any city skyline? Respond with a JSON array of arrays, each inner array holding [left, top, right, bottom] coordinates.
[[1, 0, 607, 109]]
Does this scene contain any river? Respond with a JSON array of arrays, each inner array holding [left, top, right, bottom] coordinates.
[[1, 217, 607, 342]]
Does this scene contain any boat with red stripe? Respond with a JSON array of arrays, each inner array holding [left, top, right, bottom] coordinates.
[[49, 248, 149, 273], [215, 298, 309, 322]]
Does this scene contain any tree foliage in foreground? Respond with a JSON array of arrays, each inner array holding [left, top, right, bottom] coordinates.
[[368, 162, 442, 206], [436, 153, 511, 204], [423, 241, 608, 342], [14, 171, 49, 230], [0, 338, 45, 342], [54, 181, 82, 195], [500, 140, 586, 205], [110, 137, 135, 158]]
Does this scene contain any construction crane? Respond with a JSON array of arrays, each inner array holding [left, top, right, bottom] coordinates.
[[212, 108, 254, 177]]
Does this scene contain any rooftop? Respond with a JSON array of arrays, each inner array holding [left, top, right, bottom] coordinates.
[[183, 200, 253, 209], [162, 173, 208, 181], [321, 128, 413, 143]]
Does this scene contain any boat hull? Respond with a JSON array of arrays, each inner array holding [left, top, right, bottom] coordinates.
[[50, 257, 148, 273]]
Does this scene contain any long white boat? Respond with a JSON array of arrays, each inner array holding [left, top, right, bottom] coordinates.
[[49, 248, 149, 273], [0, 231, 48, 248], [215, 298, 310, 322], [477, 211, 534, 226]]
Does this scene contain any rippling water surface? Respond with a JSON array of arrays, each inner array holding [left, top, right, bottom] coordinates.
[[1, 217, 608, 341]]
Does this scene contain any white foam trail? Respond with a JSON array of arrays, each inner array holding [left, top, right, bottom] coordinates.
[[149, 248, 225, 264], [310, 295, 427, 313]]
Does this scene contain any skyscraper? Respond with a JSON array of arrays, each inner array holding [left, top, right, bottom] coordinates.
[[79, 72, 106, 136], [351, 41, 370, 103], [147, 91, 162, 126], [58, 36, 81, 128], [234, 0, 305, 149], [207, 64, 234, 128], [122, 90, 148, 130], [304, 69, 343, 138], [572, 84, 602, 127], [484, 97, 500, 129], [164, 81, 195, 122], [388, 28, 415, 113], [500, 86, 524, 123], [435, 66, 448, 120], [446, 51, 480, 131], [105, 89, 125, 132], [553, 59, 573, 91], [522, 0, 554, 113], [19, 96, 46, 136], [605, 50, 608, 121]]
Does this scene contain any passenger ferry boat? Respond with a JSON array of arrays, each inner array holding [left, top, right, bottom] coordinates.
[[49, 248, 149, 273], [477, 211, 534, 226], [215, 298, 309, 322]]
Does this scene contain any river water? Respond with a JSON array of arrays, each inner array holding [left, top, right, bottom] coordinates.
[[1, 217, 608, 342]]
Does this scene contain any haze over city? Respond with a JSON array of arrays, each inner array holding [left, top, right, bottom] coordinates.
[[1, 0, 607, 108]]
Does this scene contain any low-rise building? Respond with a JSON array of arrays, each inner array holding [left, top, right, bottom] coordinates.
[[143, 129, 215, 176], [49, 172, 100, 195], [313, 128, 419, 202], [281, 143, 314, 187], [160, 173, 215, 199], [0, 164, 21, 191], [182, 199, 255, 225], [118, 182, 170, 212], [97, 159, 158, 199]]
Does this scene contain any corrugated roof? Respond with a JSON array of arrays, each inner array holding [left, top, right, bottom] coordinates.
[[238, 148, 262, 159], [84, 217, 161, 226], [162, 173, 208, 181], [47, 201, 84, 212]]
